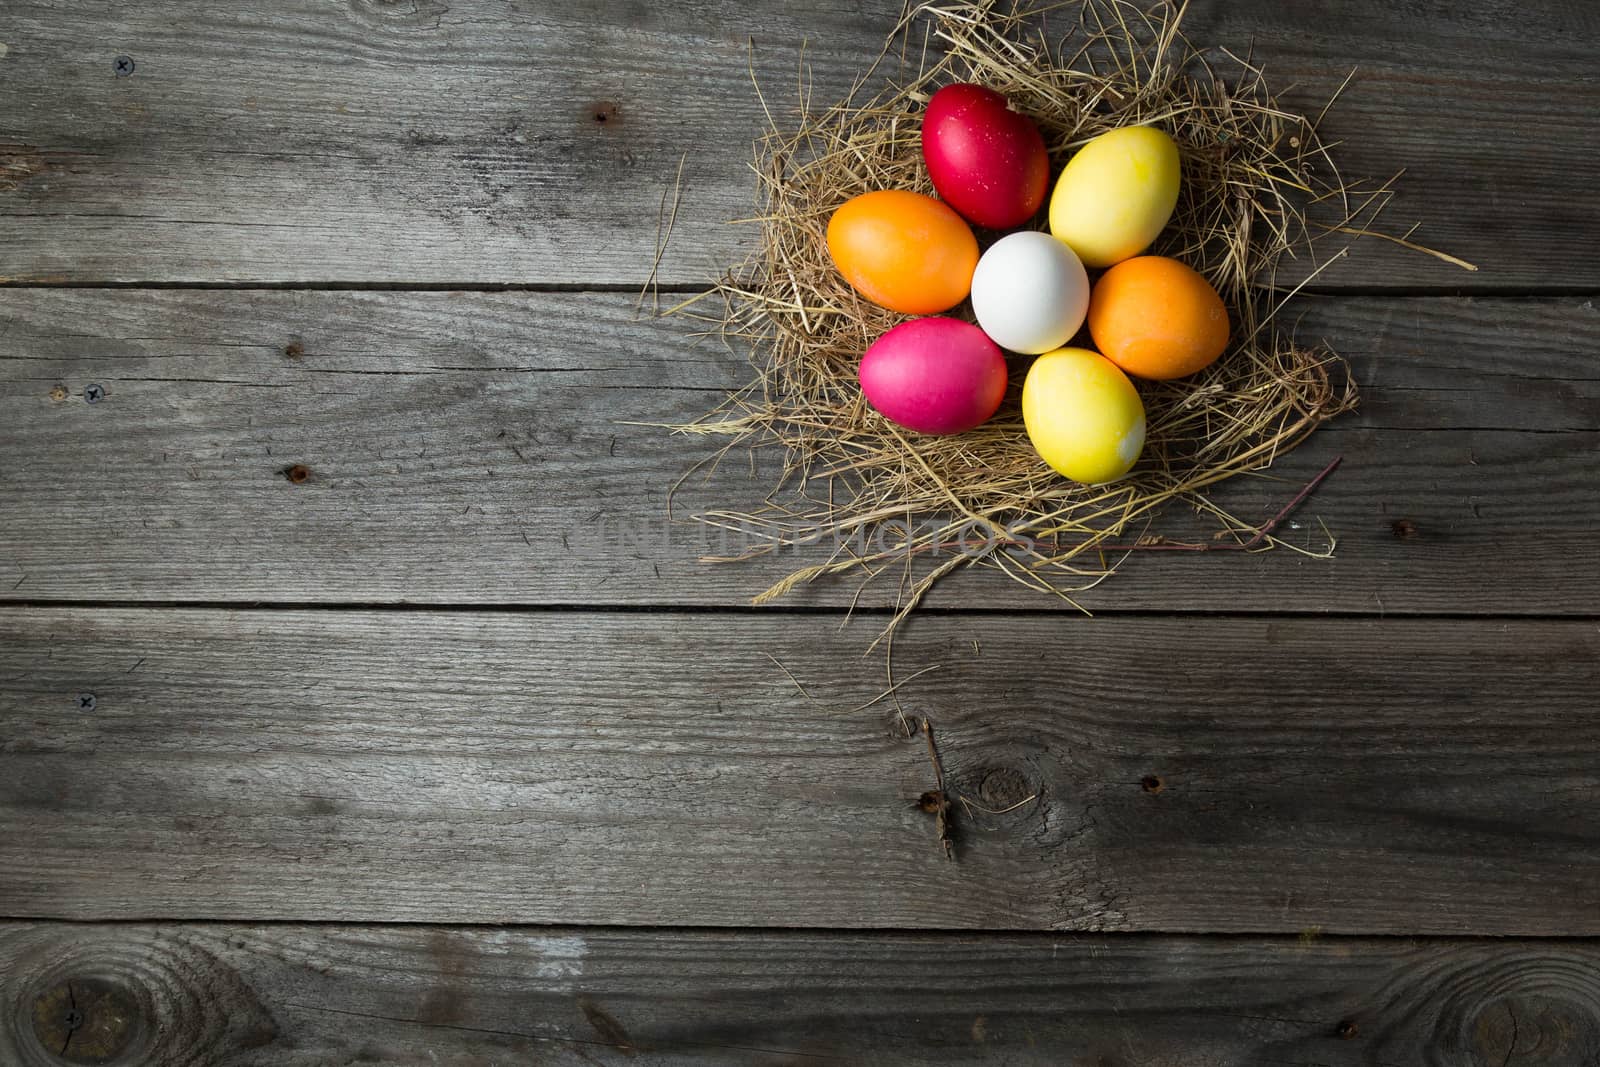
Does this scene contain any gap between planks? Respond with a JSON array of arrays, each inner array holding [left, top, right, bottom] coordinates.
[[11, 915, 1600, 944], [2, 599, 1599, 621]]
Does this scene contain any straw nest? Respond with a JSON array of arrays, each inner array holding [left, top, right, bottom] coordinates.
[[668, 0, 1407, 635]]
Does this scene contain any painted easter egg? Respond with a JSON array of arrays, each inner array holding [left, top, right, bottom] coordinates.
[[922, 83, 1051, 230], [827, 190, 978, 314], [1048, 126, 1181, 268], [1022, 346, 1145, 483], [1088, 256, 1229, 379], [859, 317, 1007, 435]]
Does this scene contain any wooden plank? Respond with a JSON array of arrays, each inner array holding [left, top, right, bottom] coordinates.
[[5, 923, 1600, 1066], [0, 0, 1592, 287], [2, 289, 1596, 612], [2, 607, 1598, 933]]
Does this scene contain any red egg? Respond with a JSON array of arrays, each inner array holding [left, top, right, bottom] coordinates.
[[922, 83, 1051, 230], [859, 318, 1007, 435]]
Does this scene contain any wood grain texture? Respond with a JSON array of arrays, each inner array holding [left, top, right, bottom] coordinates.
[[0, 0, 1594, 287], [5, 923, 1600, 1066], [2, 289, 1596, 611], [3, 607, 1598, 933]]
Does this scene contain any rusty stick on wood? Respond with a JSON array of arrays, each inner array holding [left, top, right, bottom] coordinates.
[[1093, 455, 1345, 554], [1232, 454, 1345, 549], [882, 455, 1347, 561], [920, 717, 954, 861]]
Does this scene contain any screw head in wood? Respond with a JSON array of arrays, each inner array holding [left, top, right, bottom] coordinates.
[[114, 55, 134, 77], [77, 693, 97, 710], [84, 383, 105, 403]]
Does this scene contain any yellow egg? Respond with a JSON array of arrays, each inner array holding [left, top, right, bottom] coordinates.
[[1022, 347, 1146, 484], [1048, 126, 1180, 268]]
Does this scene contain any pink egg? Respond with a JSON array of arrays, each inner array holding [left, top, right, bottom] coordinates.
[[922, 83, 1051, 230], [859, 318, 1007, 435]]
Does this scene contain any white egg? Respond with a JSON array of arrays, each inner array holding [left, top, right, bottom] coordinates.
[[970, 231, 1090, 355]]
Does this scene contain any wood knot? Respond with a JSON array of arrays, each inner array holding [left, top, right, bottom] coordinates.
[[1411, 949, 1600, 1064], [590, 101, 621, 127], [1470, 993, 1596, 1065], [283, 339, 305, 359], [283, 464, 310, 484], [977, 767, 1031, 810], [32, 978, 141, 1065], [1336, 1018, 1359, 1039], [1390, 518, 1419, 540], [17, 929, 279, 1064], [1141, 774, 1165, 795]]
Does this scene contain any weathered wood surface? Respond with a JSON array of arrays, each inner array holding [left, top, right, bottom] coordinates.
[[3, 607, 1597, 933], [0, 0, 1593, 288], [2, 289, 1595, 611], [6, 923, 1600, 1067], [3, 0, 1595, 1058]]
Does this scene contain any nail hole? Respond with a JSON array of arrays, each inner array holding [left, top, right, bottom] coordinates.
[[1390, 518, 1419, 539], [49, 384, 69, 402], [1140, 775, 1164, 794], [1336, 1018, 1359, 1040], [284, 464, 310, 484]]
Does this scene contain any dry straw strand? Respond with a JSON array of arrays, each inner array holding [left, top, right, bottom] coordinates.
[[667, 0, 1395, 634]]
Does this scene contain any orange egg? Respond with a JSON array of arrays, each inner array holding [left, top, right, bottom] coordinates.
[[827, 190, 978, 315], [1087, 256, 1230, 380]]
